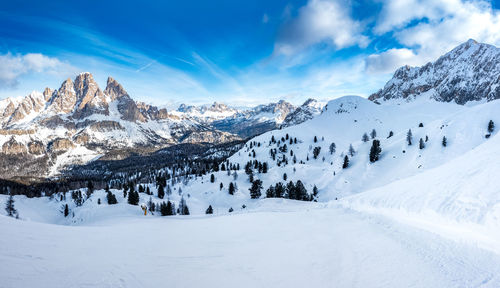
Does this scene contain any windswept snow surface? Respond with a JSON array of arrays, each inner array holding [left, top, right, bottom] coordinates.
[[2, 204, 500, 288]]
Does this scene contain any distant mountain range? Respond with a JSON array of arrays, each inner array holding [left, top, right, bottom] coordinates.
[[0, 73, 324, 179], [369, 39, 500, 104]]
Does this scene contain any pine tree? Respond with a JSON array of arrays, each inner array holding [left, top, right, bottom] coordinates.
[[228, 207, 234, 213], [107, 192, 118, 204], [5, 194, 16, 217], [342, 155, 349, 169], [286, 181, 296, 199], [220, 182, 224, 190], [266, 185, 275, 198], [369, 140, 382, 163], [97, 198, 101, 205], [406, 129, 413, 145], [210, 174, 215, 183], [228, 182, 235, 195], [313, 147, 321, 159], [86, 180, 94, 198], [329, 142, 336, 154], [160, 201, 169, 216], [206, 205, 213, 214], [314, 136, 318, 143], [419, 138, 425, 149], [275, 182, 285, 198], [419, 122, 424, 127], [442, 136, 447, 147], [64, 204, 69, 217], [362, 133, 369, 142], [295, 180, 308, 201], [370, 129, 377, 139], [488, 120, 495, 133], [249, 179, 263, 199], [127, 191, 139, 205], [348, 144, 355, 156], [312, 185, 318, 199], [157, 184, 165, 199], [387, 131, 394, 138]]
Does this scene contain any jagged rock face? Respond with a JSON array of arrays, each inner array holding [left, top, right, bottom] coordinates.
[[104, 76, 128, 101], [72, 73, 109, 119], [48, 138, 75, 152], [2, 137, 27, 154], [43, 87, 53, 102], [283, 98, 324, 127], [117, 95, 146, 122], [369, 39, 500, 104], [7, 92, 45, 125], [49, 78, 77, 113], [27, 141, 45, 155], [89, 121, 124, 132]]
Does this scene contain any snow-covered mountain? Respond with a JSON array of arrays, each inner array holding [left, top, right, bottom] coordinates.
[[0, 73, 324, 179], [369, 39, 500, 104]]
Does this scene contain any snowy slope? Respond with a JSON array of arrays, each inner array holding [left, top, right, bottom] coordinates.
[[2, 205, 500, 288]]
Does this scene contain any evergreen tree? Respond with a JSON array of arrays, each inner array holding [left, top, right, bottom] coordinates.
[[228, 207, 234, 213], [86, 180, 94, 198], [160, 201, 169, 216], [419, 122, 424, 127], [370, 129, 377, 139], [206, 205, 213, 214], [249, 179, 263, 199], [342, 155, 349, 169], [313, 147, 321, 159], [314, 136, 318, 143], [105, 184, 110, 193], [210, 174, 215, 183], [406, 129, 413, 145], [106, 192, 118, 204], [157, 184, 165, 199], [442, 136, 447, 147], [220, 182, 224, 190], [286, 181, 296, 199], [228, 182, 235, 195], [329, 142, 336, 154], [295, 180, 308, 201], [165, 200, 175, 216], [5, 193, 16, 218], [348, 144, 355, 156], [146, 186, 151, 195], [387, 131, 394, 138], [283, 173, 287, 181], [312, 185, 319, 199], [488, 120, 495, 133], [362, 133, 369, 142], [419, 138, 425, 149], [127, 191, 139, 205], [262, 162, 268, 173], [97, 198, 101, 205], [64, 204, 69, 217], [275, 182, 285, 198], [369, 140, 382, 163], [266, 185, 275, 198]]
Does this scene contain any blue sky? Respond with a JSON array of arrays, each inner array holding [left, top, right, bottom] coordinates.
[[0, 0, 499, 106]]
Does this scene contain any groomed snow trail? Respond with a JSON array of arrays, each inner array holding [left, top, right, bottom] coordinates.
[[1, 205, 500, 288]]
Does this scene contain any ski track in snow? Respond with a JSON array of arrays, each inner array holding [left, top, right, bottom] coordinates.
[[1, 205, 500, 288]]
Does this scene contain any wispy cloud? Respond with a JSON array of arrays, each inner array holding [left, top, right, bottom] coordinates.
[[0, 52, 76, 88]]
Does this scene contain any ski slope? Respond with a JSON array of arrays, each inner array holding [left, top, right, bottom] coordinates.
[[2, 204, 500, 288]]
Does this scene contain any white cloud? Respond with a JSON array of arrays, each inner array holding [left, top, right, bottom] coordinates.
[[0, 53, 72, 88], [365, 48, 418, 74], [274, 0, 369, 55], [367, 0, 500, 73]]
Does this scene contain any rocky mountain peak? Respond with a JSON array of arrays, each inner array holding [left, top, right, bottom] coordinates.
[[105, 76, 129, 101], [73, 72, 106, 112], [369, 39, 500, 104], [48, 77, 77, 114]]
